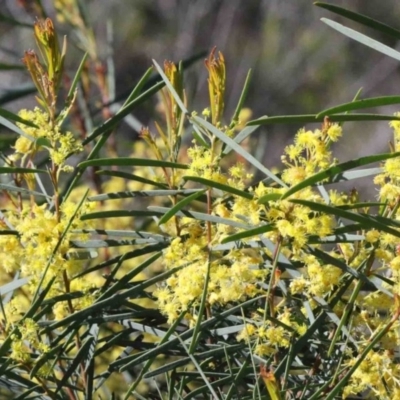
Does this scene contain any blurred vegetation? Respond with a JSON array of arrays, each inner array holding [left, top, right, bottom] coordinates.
[[2, 1, 400, 399]]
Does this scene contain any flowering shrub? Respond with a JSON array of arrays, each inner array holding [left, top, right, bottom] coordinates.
[[2, 2, 400, 400]]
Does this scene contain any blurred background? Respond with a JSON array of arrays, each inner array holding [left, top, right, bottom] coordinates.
[[1, 0, 400, 188]]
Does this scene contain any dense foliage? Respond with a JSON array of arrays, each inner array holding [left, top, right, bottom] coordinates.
[[2, 2, 400, 400]]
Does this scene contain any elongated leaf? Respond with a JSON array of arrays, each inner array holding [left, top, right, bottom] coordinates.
[[143, 344, 243, 379], [223, 125, 259, 156], [0, 277, 30, 296], [74, 244, 166, 278], [248, 113, 400, 126], [0, 63, 25, 70], [81, 210, 162, 220], [48, 265, 182, 330], [231, 69, 252, 123], [0, 85, 36, 106], [55, 337, 95, 395], [290, 199, 400, 238], [69, 239, 151, 248], [96, 170, 168, 189], [158, 190, 206, 225], [307, 233, 365, 244], [0, 183, 51, 198], [152, 59, 188, 115], [221, 224, 275, 244], [97, 252, 162, 302], [71, 229, 168, 242], [257, 193, 282, 204], [281, 151, 400, 200], [123, 67, 154, 107], [148, 206, 250, 229], [79, 157, 188, 169], [0, 13, 32, 28], [329, 167, 382, 183], [119, 295, 264, 371], [0, 230, 18, 236], [192, 116, 286, 187], [0, 114, 35, 141], [0, 108, 38, 128], [337, 202, 382, 210], [321, 18, 400, 63], [183, 176, 253, 199], [88, 189, 201, 202], [0, 167, 46, 174], [66, 51, 88, 101], [82, 80, 164, 145], [29, 342, 65, 379], [318, 96, 400, 116], [314, 2, 400, 40]]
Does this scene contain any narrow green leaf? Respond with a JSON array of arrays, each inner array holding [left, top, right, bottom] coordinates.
[[223, 125, 258, 156], [0, 183, 51, 199], [290, 199, 400, 238], [82, 80, 164, 145], [97, 252, 162, 302], [0, 13, 32, 27], [307, 233, 365, 244], [329, 167, 382, 183], [74, 244, 166, 278], [123, 67, 154, 106], [0, 277, 30, 296], [231, 69, 252, 123], [96, 170, 168, 189], [48, 265, 182, 330], [66, 51, 88, 101], [69, 239, 149, 248], [257, 193, 282, 204], [192, 116, 286, 187], [221, 224, 275, 244], [152, 59, 188, 115], [314, 2, 400, 40], [0, 230, 18, 236], [0, 85, 36, 106], [0, 108, 38, 128], [71, 229, 168, 242], [321, 18, 400, 63], [248, 113, 400, 126], [0, 114, 35, 142], [281, 151, 400, 200], [158, 190, 206, 225], [119, 295, 264, 371], [183, 176, 254, 199], [143, 344, 243, 379], [318, 96, 400, 116], [81, 210, 162, 221], [55, 337, 95, 395], [337, 202, 382, 210], [148, 206, 250, 229], [0, 63, 25, 70], [0, 167, 46, 174], [88, 189, 201, 202], [78, 157, 188, 169], [29, 342, 65, 379]]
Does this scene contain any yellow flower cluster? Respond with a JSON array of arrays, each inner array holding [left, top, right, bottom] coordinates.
[[281, 123, 342, 185], [237, 309, 306, 357], [14, 107, 82, 171], [344, 350, 400, 399], [10, 318, 49, 363], [0, 200, 95, 321], [187, 146, 226, 183]]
